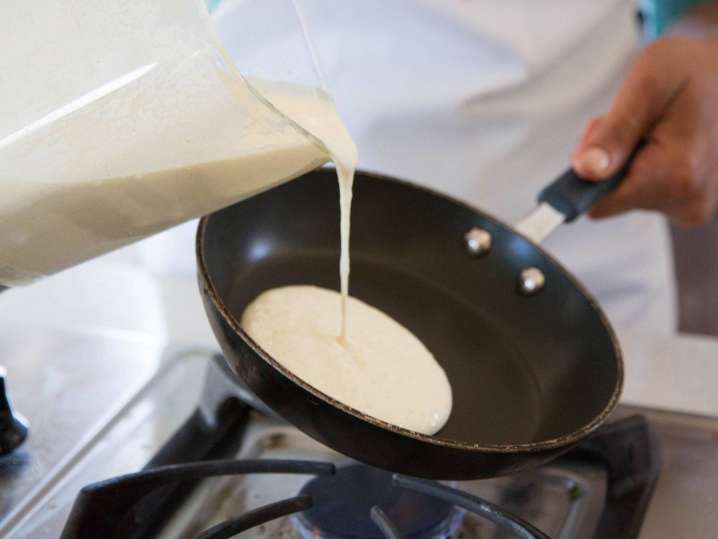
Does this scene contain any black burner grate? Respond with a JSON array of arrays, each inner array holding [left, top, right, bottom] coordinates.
[[59, 413, 659, 539], [59, 459, 335, 539]]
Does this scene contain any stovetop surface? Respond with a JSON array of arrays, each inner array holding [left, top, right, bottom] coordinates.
[[156, 412, 610, 539], [0, 329, 206, 537], [1, 331, 718, 538]]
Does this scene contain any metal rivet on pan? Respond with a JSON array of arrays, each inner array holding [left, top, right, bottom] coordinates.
[[464, 228, 491, 256], [518, 267, 545, 296]]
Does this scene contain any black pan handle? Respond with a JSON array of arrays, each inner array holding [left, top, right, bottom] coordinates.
[[538, 143, 644, 222]]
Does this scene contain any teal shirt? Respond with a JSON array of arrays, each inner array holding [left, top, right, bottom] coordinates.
[[641, 0, 709, 36]]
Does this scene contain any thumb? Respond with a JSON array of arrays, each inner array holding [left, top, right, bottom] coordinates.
[[572, 51, 684, 180]]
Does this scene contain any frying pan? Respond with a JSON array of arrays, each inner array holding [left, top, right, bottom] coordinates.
[[197, 160, 634, 480]]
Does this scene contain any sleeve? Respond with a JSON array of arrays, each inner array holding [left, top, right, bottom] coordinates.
[[640, 0, 712, 36]]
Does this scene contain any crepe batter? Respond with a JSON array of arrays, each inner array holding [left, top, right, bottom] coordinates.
[[241, 286, 453, 435], [242, 85, 453, 435], [243, 85, 453, 435]]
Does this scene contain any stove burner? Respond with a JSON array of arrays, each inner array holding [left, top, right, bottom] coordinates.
[[54, 352, 661, 539], [294, 464, 463, 539]]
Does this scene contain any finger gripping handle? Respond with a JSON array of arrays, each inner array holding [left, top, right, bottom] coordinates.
[[538, 145, 642, 222]]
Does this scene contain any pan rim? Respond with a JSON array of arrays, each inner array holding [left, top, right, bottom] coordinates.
[[196, 168, 624, 454]]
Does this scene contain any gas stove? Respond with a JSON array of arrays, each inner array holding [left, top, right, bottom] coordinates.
[[1, 328, 717, 538]]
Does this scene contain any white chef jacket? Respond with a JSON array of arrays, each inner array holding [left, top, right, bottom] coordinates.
[[136, 0, 677, 335]]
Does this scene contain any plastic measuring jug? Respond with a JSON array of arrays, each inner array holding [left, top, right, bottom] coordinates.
[[0, 0, 353, 286]]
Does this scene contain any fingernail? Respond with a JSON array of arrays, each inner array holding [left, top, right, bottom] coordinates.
[[577, 147, 611, 176]]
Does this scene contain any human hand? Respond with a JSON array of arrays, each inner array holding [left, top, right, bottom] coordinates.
[[572, 32, 718, 226]]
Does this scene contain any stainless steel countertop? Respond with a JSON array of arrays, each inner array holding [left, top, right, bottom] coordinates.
[[0, 327, 205, 537]]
